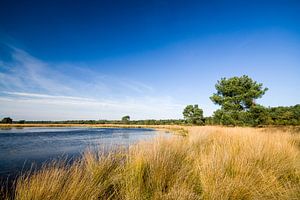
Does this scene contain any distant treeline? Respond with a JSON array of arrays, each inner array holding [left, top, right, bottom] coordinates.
[[2, 104, 300, 126], [18, 119, 186, 125], [1, 75, 300, 127]]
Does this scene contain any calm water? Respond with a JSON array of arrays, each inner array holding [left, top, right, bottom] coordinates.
[[0, 127, 165, 182]]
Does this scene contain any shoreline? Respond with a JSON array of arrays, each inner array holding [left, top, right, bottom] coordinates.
[[0, 123, 190, 136], [4, 126, 300, 199], [1, 123, 300, 135]]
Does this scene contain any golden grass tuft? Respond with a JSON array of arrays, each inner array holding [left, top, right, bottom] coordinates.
[[7, 126, 300, 200]]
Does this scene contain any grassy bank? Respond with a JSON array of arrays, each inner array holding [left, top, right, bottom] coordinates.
[[3, 126, 300, 199]]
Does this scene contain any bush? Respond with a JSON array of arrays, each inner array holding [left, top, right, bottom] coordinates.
[[1, 117, 13, 124]]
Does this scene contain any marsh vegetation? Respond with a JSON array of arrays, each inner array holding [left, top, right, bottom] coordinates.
[[3, 126, 300, 200]]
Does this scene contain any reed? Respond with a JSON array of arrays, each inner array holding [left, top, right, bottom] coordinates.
[[7, 126, 300, 200]]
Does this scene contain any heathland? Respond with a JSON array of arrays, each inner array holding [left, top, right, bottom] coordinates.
[[1, 75, 300, 199], [2, 125, 300, 200]]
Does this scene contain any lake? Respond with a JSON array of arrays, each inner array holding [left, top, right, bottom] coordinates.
[[0, 127, 167, 184]]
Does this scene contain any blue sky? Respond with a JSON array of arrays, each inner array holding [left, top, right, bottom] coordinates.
[[0, 0, 300, 120]]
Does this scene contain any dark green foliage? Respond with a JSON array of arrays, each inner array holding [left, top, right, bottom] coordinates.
[[121, 115, 130, 123], [210, 75, 268, 111], [211, 104, 300, 126], [183, 105, 204, 125], [248, 105, 272, 126], [212, 105, 271, 126], [212, 109, 248, 126], [1, 117, 13, 124], [210, 75, 272, 126], [267, 105, 300, 125]]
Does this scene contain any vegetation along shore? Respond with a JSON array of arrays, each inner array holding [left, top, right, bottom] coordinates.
[[1, 126, 299, 199], [1, 1, 299, 199], [1, 75, 300, 199]]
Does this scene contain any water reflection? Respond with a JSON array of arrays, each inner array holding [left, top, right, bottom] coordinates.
[[0, 127, 167, 183]]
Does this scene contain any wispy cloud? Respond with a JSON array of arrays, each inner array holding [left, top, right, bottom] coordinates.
[[3, 91, 94, 101], [0, 48, 74, 94], [0, 47, 155, 97], [0, 45, 183, 120]]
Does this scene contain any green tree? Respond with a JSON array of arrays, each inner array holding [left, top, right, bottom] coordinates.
[[183, 105, 204, 125], [210, 75, 268, 111], [249, 105, 272, 126], [1, 117, 13, 124], [212, 109, 240, 126], [210, 75, 268, 126], [122, 115, 130, 123]]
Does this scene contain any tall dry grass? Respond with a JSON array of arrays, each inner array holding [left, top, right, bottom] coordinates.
[[7, 126, 300, 200]]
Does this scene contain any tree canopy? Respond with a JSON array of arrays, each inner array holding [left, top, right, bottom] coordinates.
[[210, 75, 268, 111], [209, 75, 272, 126], [183, 105, 204, 125], [121, 115, 130, 123], [1, 117, 13, 124]]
